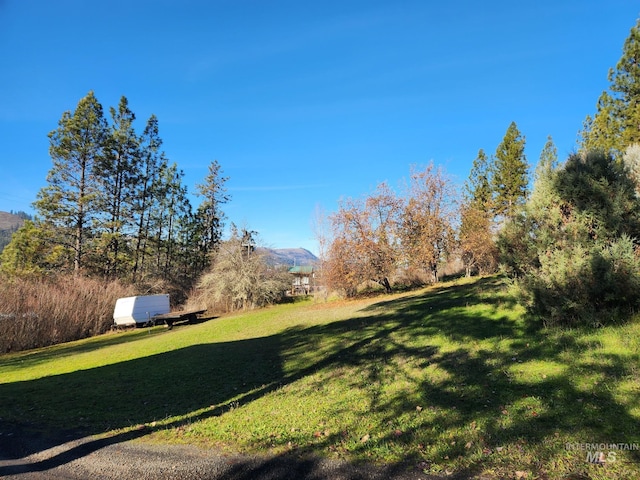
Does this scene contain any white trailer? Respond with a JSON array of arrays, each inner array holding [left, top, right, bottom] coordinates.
[[113, 294, 170, 327]]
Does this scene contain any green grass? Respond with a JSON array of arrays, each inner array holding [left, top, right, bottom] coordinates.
[[1, 276, 639, 479]]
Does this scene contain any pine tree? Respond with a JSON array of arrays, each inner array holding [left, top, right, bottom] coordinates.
[[580, 92, 622, 154], [34, 91, 109, 272], [609, 19, 640, 148], [580, 20, 640, 155], [195, 160, 230, 261], [465, 149, 493, 209], [501, 150, 640, 325], [11, 92, 207, 288], [94, 96, 140, 276], [460, 150, 498, 276], [154, 163, 192, 280], [132, 114, 164, 281], [535, 135, 558, 182], [492, 121, 528, 220]]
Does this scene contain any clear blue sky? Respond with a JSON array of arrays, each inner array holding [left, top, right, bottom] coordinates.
[[1, 1, 638, 254]]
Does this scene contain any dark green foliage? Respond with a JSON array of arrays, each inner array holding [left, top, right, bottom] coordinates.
[[194, 160, 230, 267], [554, 150, 640, 239], [465, 149, 492, 208], [580, 19, 640, 155], [496, 212, 537, 280], [500, 150, 640, 326], [94, 96, 141, 277], [524, 237, 640, 325], [3, 92, 227, 294], [492, 122, 529, 220], [35, 91, 109, 272]]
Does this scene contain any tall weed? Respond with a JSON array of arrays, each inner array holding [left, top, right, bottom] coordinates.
[[0, 275, 137, 353]]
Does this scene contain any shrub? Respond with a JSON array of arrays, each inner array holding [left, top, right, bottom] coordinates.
[[518, 237, 640, 326], [188, 234, 290, 313], [500, 151, 640, 326]]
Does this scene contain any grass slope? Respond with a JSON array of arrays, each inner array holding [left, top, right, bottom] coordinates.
[[1, 276, 639, 479]]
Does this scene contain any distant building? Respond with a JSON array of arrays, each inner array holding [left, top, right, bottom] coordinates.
[[288, 265, 315, 295]]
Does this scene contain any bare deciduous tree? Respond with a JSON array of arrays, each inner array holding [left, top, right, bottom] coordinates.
[[400, 164, 456, 283], [327, 183, 401, 295], [193, 226, 288, 312], [458, 202, 497, 277]]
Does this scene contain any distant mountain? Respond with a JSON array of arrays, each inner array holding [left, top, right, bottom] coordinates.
[[258, 247, 318, 267], [0, 211, 26, 231], [0, 211, 28, 252]]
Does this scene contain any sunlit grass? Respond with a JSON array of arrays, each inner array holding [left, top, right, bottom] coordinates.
[[1, 276, 639, 479]]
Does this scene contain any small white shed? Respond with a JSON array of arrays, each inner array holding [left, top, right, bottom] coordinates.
[[113, 294, 170, 327]]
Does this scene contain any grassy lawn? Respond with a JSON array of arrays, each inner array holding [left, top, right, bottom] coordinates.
[[1, 276, 639, 479]]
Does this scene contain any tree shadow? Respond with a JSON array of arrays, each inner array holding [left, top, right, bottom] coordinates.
[[0, 334, 285, 470], [350, 279, 640, 476]]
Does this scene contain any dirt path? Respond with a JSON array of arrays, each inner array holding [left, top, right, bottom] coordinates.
[[0, 423, 453, 480]]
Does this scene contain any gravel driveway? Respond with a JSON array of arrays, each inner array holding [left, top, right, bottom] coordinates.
[[0, 422, 450, 480]]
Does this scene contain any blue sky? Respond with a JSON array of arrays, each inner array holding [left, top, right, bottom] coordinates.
[[1, 1, 638, 254]]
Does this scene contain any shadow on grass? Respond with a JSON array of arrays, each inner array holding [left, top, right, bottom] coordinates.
[[1, 276, 639, 478]]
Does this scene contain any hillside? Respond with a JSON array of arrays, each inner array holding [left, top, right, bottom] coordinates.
[[258, 247, 318, 266], [0, 211, 25, 231], [0, 211, 28, 252]]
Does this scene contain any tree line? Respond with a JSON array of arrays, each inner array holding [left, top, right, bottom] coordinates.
[[0, 92, 228, 293], [325, 18, 640, 327], [322, 120, 529, 297], [501, 18, 640, 326], [4, 17, 640, 331]]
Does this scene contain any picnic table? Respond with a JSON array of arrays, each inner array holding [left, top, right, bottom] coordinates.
[[152, 309, 206, 329]]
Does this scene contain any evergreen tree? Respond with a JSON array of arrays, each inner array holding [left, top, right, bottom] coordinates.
[[609, 19, 640, 148], [94, 96, 140, 276], [0, 221, 68, 277], [491, 121, 528, 220], [195, 160, 230, 262], [535, 135, 558, 182], [34, 91, 109, 272], [465, 149, 493, 209], [500, 150, 640, 325], [132, 114, 164, 281], [580, 92, 622, 154], [7, 92, 220, 292], [460, 150, 498, 276], [580, 20, 640, 155], [154, 163, 192, 280]]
